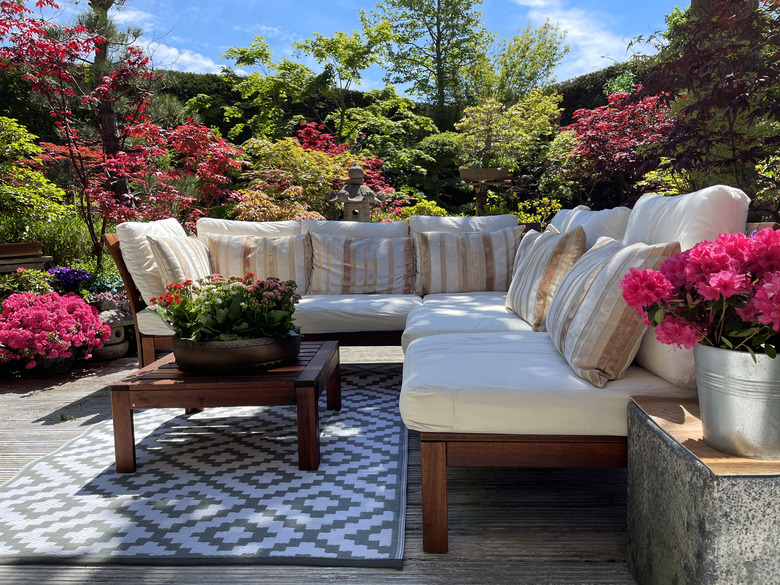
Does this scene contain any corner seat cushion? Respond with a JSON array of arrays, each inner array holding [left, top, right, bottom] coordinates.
[[401, 292, 532, 351], [399, 332, 697, 436], [293, 294, 423, 334], [549, 205, 631, 248], [136, 310, 174, 336]]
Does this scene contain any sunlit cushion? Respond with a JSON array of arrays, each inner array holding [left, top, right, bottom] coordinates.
[[546, 237, 680, 388], [506, 225, 587, 331], [206, 233, 311, 290], [115, 218, 188, 303], [549, 205, 631, 248], [308, 234, 415, 294], [413, 226, 524, 294], [147, 236, 212, 289], [408, 214, 518, 234]]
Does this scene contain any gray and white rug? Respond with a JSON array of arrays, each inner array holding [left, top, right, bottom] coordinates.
[[0, 364, 407, 568]]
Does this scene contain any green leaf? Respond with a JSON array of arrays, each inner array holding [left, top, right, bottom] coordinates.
[[766, 344, 778, 359]]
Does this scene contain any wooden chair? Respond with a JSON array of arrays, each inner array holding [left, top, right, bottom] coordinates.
[[102, 233, 172, 368]]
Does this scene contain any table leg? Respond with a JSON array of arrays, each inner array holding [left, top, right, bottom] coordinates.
[[296, 385, 320, 470], [110, 390, 137, 473], [326, 362, 341, 411]]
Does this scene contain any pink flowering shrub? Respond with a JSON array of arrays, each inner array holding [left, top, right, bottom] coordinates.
[[621, 228, 780, 357], [147, 274, 300, 342], [0, 292, 110, 368]]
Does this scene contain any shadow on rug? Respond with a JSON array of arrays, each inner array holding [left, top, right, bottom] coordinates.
[[0, 364, 406, 568]]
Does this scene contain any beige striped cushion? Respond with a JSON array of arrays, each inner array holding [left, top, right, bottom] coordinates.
[[206, 234, 311, 290], [413, 226, 524, 295], [546, 237, 681, 388], [146, 236, 212, 288], [506, 225, 586, 331], [308, 233, 415, 294]]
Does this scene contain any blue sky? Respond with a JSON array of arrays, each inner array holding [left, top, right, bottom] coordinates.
[[44, 0, 688, 87]]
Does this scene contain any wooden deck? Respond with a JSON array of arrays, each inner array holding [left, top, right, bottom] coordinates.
[[0, 348, 637, 585]]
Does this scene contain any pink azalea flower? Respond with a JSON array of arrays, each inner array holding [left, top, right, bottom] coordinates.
[[655, 319, 702, 349], [621, 268, 674, 308]]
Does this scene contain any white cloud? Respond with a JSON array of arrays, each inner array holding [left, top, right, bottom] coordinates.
[[110, 7, 156, 30], [511, 0, 633, 81], [143, 40, 223, 74]]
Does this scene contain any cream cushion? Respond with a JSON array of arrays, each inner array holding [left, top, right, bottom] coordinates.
[[401, 292, 533, 350], [549, 205, 631, 248], [623, 185, 750, 389], [400, 332, 697, 435], [136, 310, 174, 336], [294, 294, 422, 334], [413, 226, 524, 294], [408, 214, 517, 234], [506, 225, 587, 331], [546, 237, 681, 388], [308, 233, 415, 294], [622, 185, 750, 251], [303, 219, 409, 238], [115, 218, 188, 303], [196, 218, 303, 239], [147, 236, 212, 288], [206, 234, 311, 290]]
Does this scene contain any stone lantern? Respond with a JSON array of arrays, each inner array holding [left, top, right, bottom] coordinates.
[[92, 307, 134, 360], [329, 165, 385, 222]]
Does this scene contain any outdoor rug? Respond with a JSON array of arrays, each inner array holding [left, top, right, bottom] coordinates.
[[0, 364, 407, 568]]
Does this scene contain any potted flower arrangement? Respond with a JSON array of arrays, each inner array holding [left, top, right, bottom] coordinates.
[[147, 273, 302, 372], [621, 228, 780, 458], [0, 291, 110, 374]]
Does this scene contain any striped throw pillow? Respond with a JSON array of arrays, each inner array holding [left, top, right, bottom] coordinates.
[[413, 226, 524, 295], [506, 225, 586, 331], [146, 236, 212, 288], [206, 234, 311, 291], [546, 237, 681, 388], [308, 233, 415, 294]]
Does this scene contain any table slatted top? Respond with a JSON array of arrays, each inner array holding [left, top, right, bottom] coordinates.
[[632, 396, 780, 476], [112, 341, 338, 392]]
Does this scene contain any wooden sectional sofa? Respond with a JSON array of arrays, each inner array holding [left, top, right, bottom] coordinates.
[[105, 185, 759, 553]]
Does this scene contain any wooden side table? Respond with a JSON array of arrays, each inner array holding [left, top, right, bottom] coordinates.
[[627, 396, 780, 585], [110, 340, 340, 473]]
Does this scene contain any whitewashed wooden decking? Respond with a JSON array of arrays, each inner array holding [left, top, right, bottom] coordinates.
[[0, 348, 637, 585]]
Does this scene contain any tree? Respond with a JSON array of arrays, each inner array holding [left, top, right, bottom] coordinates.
[[563, 88, 676, 207], [642, 0, 780, 197], [293, 31, 377, 139], [0, 116, 68, 219], [334, 86, 438, 185], [362, 0, 492, 129], [221, 36, 325, 141], [466, 20, 569, 106], [0, 0, 155, 269]]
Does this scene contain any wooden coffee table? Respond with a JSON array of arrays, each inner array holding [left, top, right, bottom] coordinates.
[[110, 340, 340, 473]]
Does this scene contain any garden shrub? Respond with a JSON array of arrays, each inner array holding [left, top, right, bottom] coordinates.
[[0, 212, 93, 267], [234, 187, 325, 221], [398, 199, 450, 221], [0, 268, 52, 302]]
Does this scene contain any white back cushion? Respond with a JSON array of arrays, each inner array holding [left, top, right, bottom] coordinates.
[[115, 218, 188, 303], [196, 218, 303, 241], [302, 220, 409, 238], [409, 214, 518, 234], [622, 185, 749, 251], [549, 206, 631, 248]]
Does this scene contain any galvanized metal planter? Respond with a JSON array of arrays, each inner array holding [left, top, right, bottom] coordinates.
[[695, 344, 780, 459], [172, 333, 301, 373]]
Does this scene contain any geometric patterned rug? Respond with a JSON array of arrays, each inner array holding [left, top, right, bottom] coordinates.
[[0, 364, 406, 568]]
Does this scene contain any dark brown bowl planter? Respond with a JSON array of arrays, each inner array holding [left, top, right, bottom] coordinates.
[[459, 167, 509, 182]]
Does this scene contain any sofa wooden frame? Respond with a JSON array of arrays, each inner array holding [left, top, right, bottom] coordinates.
[[103, 233, 402, 368]]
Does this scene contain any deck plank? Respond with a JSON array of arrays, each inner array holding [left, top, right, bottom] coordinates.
[[0, 349, 636, 584]]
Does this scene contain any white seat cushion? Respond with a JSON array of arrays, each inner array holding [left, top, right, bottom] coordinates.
[[400, 332, 697, 436], [401, 293, 532, 350], [294, 294, 423, 334]]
